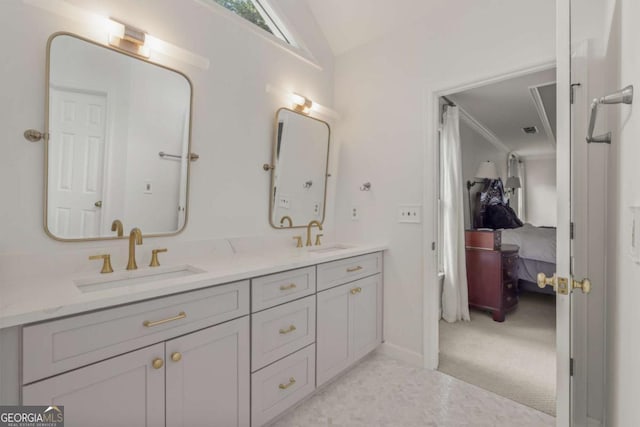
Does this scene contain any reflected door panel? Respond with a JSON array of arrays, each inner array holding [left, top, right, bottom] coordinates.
[[48, 88, 106, 238]]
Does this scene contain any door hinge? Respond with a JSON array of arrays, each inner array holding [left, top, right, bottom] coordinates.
[[570, 83, 582, 104], [570, 222, 575, 239], [570, 358, 574, 376], [432, 241, 436, 251]]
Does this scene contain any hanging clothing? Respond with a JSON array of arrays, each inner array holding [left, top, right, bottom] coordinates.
[[441, 106, 470, 323]]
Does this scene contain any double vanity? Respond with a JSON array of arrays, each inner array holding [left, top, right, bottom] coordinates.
[[1, 26, 382, 427], [0, 243, 385, 426]]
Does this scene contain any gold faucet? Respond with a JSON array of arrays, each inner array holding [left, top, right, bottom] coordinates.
[[111, 219, 124, 237], [280, 216, 293, 228], [127, 228, 143, 270], [305, 220, 323, 246]]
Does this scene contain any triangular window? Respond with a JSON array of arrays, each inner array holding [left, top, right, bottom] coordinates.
[[211, 0, 297, 46]]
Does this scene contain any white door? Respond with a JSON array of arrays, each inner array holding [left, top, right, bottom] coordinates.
[[554, 2, 597, 425], [23, 344, 165, 427], [48, 88, 107, 238], [165, 316, 250, 427]]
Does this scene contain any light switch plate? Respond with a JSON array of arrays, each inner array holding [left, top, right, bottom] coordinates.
[[398, 205, 422, 223]]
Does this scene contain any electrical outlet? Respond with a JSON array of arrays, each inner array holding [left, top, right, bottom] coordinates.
[[278, 196, 290, 209], [144, 180, 153, 195], [351, 206, 360, 221], [398, 205, 422, 223]]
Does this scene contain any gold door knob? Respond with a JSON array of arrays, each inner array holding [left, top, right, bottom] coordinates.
[[152, 358, 164, 369], [94, 200, 102, 208], [537, 272, 557, 291], [171, 352, 182, 362], [572, 278, 592, 294]]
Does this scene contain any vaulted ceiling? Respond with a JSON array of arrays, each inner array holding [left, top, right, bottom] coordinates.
[[304, 0, 439, 56]]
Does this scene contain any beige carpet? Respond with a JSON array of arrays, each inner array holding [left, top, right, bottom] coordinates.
[[439, 292, 556, 416]]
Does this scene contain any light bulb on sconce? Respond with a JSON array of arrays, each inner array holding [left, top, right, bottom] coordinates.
[[108, 18, 150, 58], [291, 93, 313, 115]]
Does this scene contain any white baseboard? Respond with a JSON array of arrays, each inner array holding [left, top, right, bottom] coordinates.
[[378, 342, 423, 368], [587, 417, 602, 427]]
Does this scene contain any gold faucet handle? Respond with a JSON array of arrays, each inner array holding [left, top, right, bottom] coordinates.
[[293, 236, 303, 248], [150, 248, 168, 267], [89, 254, 114, 274], [314, 233, 323, 246]]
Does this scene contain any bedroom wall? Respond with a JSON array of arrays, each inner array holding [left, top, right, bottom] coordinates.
[[332, 0, 556, 364], [459, 121, 508, 229], [523, 156, 557, 227], [0, 0, 335, 254]]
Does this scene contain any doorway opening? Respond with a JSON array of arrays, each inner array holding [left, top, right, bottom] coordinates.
[[436, 66, 558, 416]]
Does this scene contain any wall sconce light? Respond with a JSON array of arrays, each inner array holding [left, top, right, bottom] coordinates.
[[291, 93, 313, 114], [466, 161, 499, 229], [108, 19, 150, 58]]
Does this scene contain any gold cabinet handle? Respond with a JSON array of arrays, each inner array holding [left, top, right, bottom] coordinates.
[[350, 287, 362, 295], [149, 248, 168, 267], [506, 283, 513, 289], [152, 358, 164, 369], [572, 278, 592, 294], [171, 352, 182, 362], [89, 254, 114, 274], [346, 266, 363, 273], [278, 377, 296, 390], [279, 283, 297, 291], [143, 311, 186, 328], [279, 324, 297, 335]]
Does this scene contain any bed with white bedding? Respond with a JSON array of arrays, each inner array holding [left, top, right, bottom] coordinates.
[[501, 223, 556, 295]]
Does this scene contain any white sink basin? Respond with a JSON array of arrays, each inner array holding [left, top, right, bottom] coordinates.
[[75, 264, 205, 293], [307, 244, 354, 254]]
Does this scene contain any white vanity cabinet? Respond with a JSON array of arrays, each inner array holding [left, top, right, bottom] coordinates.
[[316, 265, 383, 386], [9, 249, 385, 427], [22, 281, 251, 427]]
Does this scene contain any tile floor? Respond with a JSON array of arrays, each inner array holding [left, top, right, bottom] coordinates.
[[272, 351, 555, 427]]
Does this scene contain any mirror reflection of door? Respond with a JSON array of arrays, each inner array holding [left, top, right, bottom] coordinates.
[[48, 87, 107, 238]]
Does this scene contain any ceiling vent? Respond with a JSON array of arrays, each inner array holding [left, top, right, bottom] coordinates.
[[522, 126, 539, 135]]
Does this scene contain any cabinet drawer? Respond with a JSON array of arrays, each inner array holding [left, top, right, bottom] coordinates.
[[252, 266, 315, 312], [23, 281, 250, 384], [251, 295, 315, 371], [251, 344, 315, 427], [317, 252, 382, 291]]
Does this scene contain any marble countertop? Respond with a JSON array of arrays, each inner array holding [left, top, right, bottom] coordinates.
[[0, 242, 387, 329]]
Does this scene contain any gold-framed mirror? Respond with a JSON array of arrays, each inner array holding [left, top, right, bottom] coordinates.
[[269, 108, 330, 229], [44, 33, 193, 241]]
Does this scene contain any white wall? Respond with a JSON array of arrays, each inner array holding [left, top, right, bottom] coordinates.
[[332, 0, 556, 361], [459, 121, 508, 229], [601, 0, 640, 425], [523, 156, 557, 227], [0, 0, 334, 253]]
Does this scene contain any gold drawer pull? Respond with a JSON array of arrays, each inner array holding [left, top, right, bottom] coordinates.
[[279, 283, 297, 291], [278, 377, 296, 390], [279, 324, 297, 334], [506, 283, 513, 289], [350, 287, 362, 295], [152, 358, 164, 370], [346, 266, 363, 273], [143, 311, 186, 328]]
